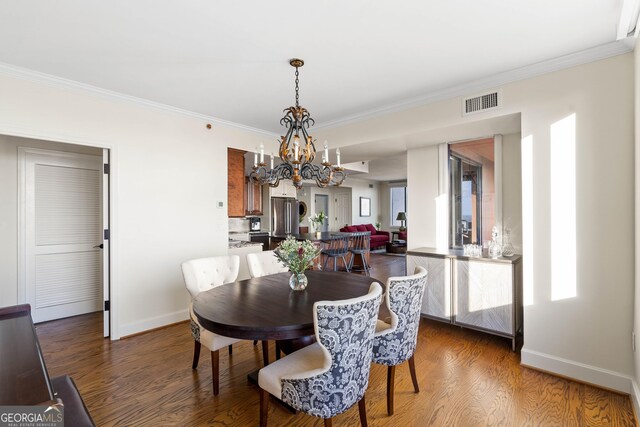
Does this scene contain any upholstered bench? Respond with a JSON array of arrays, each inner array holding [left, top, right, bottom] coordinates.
[[51, 375, 96, 427]]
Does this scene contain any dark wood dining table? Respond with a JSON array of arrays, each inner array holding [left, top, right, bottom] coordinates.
[[192, 270, 382, 365]]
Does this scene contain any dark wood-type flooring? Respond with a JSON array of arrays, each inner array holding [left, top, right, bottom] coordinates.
[[36, 253, 636, 426]]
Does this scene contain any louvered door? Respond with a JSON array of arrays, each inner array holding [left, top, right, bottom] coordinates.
[[24, 149, 103, 323]]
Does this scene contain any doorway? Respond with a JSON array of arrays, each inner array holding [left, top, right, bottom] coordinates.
[[19, 147, 110, 336], [314, 194, 329, 232]]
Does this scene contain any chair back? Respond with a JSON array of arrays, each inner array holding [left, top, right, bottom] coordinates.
[[373, 266, 427, 366], [281, 282, 383, 418], [247, 250, 289, 278], [181, 255, 240, 298], [349, 231, 370, 253], [321, 234, 351, 256]]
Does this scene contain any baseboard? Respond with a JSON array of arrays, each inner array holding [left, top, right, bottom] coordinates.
[[631, 380, 640, 423], [119, 309, 189, 338], [521, 348, 632, 394]]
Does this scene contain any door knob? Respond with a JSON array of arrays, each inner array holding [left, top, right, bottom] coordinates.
[[93, 244, 104, 249]]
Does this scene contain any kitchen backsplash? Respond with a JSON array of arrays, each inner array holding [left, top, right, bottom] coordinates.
[[228, 217, 250, 233]]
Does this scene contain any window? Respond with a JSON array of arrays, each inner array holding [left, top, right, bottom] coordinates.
[[449, 138, 495, 248], [390, 186, 407, 227]]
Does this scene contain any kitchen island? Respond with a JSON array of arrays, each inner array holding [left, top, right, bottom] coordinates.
[[228, 240, 263, 280], [270, 232, 350, 244]]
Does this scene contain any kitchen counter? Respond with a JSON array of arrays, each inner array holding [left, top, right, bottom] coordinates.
[[228, 240, 263, 249], [407, 247, 521, 264], [270, 232, 350, 242]]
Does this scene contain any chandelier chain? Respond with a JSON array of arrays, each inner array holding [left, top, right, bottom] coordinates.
[[294, 66, 299, 108]]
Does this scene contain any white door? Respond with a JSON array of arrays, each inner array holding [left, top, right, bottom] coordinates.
[[334, 192, 351, 229], [314, 194, 329, 232], [21, 148, 104, 324]]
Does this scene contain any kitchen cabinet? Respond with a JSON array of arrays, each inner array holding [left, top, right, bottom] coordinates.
[[228, 148, 246, 217], [269, 180, 297, 198], [245, 177, 263, 216], [407, 248, 522, 351]]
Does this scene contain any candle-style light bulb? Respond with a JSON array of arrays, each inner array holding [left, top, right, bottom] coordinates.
[[259, 143, 264, 163], [254, 149, 258, 167], [293, 135, 300, 161], [270, 153, 274, 169], [324, 141, 329, 163], [336, 148, 341, 168]]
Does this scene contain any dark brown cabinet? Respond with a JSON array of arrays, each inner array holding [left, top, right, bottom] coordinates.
[[245, 177, 263, 216], [227, 148, 246, 217]]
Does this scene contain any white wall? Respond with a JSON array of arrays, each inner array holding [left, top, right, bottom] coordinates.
[[0, 72, 267, 338], [318, 54, 635, 392], [347, 177, 379, 226], [502, 133, 522, 252], [406, 145, 440, 250], [632, 44, 640, 413]]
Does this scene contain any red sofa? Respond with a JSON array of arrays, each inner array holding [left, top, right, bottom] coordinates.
[[340, 224, 390, 249]]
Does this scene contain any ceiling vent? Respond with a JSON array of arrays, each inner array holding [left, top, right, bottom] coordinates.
[[462, 90, 502, 116]]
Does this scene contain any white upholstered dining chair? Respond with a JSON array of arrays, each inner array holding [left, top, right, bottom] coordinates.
[[181, 255, 241, 395], [372, 265, 427, 415], [246, 250, 289, 278], [258, 282, 383, 427]]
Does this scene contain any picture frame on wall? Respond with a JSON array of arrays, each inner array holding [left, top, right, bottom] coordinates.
[[360, 197, 371, 217]]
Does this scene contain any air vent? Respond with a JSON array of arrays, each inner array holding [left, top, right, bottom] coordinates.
[[462, 90, 501, 116]]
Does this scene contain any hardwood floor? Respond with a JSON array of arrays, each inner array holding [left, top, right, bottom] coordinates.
[[35, 254, 635, 426]]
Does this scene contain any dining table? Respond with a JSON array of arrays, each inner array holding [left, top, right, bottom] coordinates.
[[192, 270, 383, 367]]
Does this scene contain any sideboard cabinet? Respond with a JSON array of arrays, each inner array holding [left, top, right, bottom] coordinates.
[[407, 248, 522, 350]]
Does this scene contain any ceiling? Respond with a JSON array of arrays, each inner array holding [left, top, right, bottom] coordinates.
[[0, 1, 624, 135]]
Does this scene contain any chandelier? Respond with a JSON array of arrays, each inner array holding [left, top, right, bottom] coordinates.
[[249, 58, 346, 189]]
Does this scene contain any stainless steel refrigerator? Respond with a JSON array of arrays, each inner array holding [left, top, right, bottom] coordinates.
[[271, 197, 299, 235]]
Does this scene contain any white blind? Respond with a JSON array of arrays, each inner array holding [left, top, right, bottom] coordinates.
[[35, 164, 101, 246]]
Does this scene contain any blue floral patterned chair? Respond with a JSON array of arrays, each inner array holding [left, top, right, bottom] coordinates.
[[181, 255, 241, 395], [372, 265, 427, 415], [258, 282, 383, 427]]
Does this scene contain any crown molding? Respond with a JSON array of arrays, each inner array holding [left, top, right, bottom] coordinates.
[[314, 41, 632, 131], [0, 62, 278, 138]]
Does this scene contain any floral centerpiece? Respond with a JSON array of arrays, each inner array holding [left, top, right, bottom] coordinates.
[[309, 211, 327, 234], [275, 236, 322, 290]]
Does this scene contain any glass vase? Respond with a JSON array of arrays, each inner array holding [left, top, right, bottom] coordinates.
[[502, 228, 515, 257], [289, 272, 308, 291]]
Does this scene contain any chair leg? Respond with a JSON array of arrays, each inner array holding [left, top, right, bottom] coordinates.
[[228, 344, 233, 356], [387, 365, 396, 416], [253, 340, 258, 346], [358, 394, 368, 427], [260, 388, 269, 427], [323, 255, 329, 271], [334, 257, 338, 271], [275, 341, 281, 360], [211, 350, 220, 396], [192, 340, 201, 370], [261, 341, 270, 366], [324, 418, 333, 427], [362, 254, 370, 276], [408, 355, 420, 393], [342, 255, 350, 272]]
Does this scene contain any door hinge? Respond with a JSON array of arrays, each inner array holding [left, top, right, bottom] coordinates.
[[103, 164, 110, 174], [104, 300, 110, 311], [104, 229, 110, 240]]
